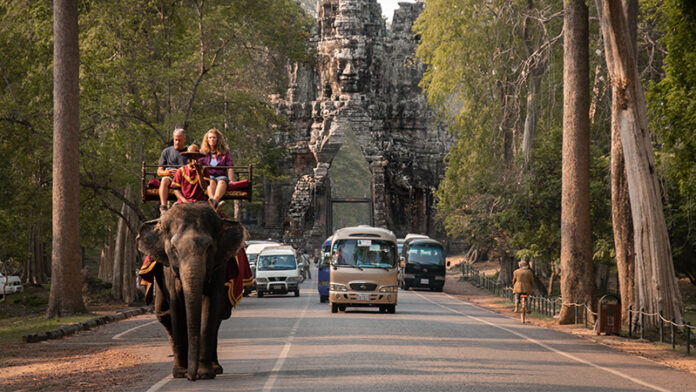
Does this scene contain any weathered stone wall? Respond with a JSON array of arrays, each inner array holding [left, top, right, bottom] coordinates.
[[255, 0, 453, 252]]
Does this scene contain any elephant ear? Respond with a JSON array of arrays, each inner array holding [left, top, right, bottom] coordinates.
[[137, 219, 169, 266], [217, 219, 245, 263]]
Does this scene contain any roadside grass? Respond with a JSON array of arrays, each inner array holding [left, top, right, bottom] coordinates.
[[0, 313, 98, 346], [0, 279, 127, 347]]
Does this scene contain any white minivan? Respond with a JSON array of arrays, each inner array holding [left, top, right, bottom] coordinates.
[[0, 274, 23, 296], [255, 246, 301, 298], [244, 241, 281, 295]]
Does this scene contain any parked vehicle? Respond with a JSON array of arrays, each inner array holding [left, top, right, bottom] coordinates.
[[244, 241, 281, 295], [399, 237, 448, 291], [317, 236, 332, 303], [329, 225, 399, 314], [255, 245, 301, 297], [0, 275, 23, 297]]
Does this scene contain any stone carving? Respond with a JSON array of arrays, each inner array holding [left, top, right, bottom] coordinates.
[[260, 0, 454, 250]]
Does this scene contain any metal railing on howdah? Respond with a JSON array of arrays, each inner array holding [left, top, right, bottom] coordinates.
[[458, 262, 695, 356]]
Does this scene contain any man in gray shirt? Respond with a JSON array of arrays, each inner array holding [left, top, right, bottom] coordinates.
[[157, 128, 187, 213]]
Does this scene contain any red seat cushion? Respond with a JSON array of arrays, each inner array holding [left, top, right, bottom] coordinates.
[[147, 178, 161, 188], [228, 179, 249, 190]]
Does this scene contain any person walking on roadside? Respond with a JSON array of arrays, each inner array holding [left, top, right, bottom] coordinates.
[[512, 260, 534, 313], [300, 250, 311, 280]]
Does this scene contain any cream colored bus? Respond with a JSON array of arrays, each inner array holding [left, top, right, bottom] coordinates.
[[329, 225, 399, 314]]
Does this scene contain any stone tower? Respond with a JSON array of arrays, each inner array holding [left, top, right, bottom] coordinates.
[[262, 0, 453, 250]]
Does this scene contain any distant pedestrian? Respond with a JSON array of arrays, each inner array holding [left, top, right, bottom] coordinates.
[[512, 260, 534, 312], [300, 250, 311, 280]]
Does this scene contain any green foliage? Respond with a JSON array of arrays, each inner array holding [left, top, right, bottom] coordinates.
[[0, 1, 313, 269], [416, 0, 616, 275], [645, 0, 696, 284]]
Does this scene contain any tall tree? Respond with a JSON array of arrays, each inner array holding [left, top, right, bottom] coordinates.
[[558, 0, 593, 324], [600, 0, 636, 322], [47, 0, 86, 317], [597, 1, 683, 323]]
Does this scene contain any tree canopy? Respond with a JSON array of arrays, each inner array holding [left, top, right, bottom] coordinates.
[[0, 0, 313, 275]]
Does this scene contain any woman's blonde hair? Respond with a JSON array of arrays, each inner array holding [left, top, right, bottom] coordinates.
[[200, 128, 229, 155]]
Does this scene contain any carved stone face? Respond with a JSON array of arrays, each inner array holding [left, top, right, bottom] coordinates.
[[339, 58, 358, 92]]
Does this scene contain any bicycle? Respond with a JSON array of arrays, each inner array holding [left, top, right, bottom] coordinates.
[[519, 294, 529, 324]]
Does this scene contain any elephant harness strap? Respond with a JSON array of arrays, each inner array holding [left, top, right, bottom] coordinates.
[[138, 248, 252, 308]]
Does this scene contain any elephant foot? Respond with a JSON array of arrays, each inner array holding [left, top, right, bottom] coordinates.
[[197, 363, 217, 379], [213, 361, 224, 374], [172, 365, 187, 379]]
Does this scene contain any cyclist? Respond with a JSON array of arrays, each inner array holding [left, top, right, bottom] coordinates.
[[512, 260, 534, 313]]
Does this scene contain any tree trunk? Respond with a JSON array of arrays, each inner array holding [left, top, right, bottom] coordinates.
[[498, 253, 514, 285], [558, 0, 594, 325], [521, 75, 540, 164], [98, 228, 115, 282], [111, 186, 131, 299], [47, 0, 86, 318], [23, 223, 49, 285], [606, 0, 637, 324], [122, 190, 138, 304], [597, 1, 683, 324]]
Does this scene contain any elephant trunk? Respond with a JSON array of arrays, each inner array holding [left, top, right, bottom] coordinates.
[[181, 263, 204, 380]]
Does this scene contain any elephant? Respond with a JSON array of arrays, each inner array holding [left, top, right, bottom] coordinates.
[[137, 202, 245, 380]]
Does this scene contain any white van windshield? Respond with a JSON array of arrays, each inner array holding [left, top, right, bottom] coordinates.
[[407, 245, 445, 265], [258, 255, 297, 270], [333, 239, 397, 268]]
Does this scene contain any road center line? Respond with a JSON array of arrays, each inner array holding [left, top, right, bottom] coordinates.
[[413, 291, 673, 392], [262, 298, 310, 392], [112, 319, 159, 340]]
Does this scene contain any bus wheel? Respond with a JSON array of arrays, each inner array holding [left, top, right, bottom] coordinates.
[[379, 306, 386, 313], [331, 303, 338, 313], [388, 305, 396, 314], [339, 305, 346, 312]]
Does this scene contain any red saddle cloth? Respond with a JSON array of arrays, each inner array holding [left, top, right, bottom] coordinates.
[[139, 247, 252, 308], [147, 178, 248, 190]]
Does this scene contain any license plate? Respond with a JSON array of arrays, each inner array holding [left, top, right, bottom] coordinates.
[[357, 294, 370, 301], [420, 278, 429, 284]]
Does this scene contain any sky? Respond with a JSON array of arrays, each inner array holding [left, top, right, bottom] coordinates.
[[377, 0, 416, 23]]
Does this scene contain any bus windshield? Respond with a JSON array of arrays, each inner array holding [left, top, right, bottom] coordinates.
[[333, 239, 397, 268], [257, 255, 297, 270], [407, 245, 445, 265]]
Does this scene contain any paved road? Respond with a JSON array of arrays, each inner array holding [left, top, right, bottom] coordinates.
[[114, 278, 696, 392]]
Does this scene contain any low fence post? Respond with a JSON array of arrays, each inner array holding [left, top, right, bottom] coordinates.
[[574, 304, 578, 325], [687, 322, 691, 356], [584, 301, 588, 329], [640, 308, 645, 340], [628, 306, 633, 337], [659, 311, 664, 343], [671, 318, 676, 350], [553, 300, 556, 316]]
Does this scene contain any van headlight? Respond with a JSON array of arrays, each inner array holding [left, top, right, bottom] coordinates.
[[379, 285, 398, 293], [256, 277, 268, 283], [286, 276, 299, 282], [330, 283, 348, 292]]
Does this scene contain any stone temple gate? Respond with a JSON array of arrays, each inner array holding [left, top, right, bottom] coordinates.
[[253, 0, 453, 251]]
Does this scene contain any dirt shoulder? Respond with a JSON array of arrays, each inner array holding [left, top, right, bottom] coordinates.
[[0, 303, 156, 392], [443, 270, 696, 377]]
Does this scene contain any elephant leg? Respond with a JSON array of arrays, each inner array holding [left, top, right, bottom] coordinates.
[[165, 270, 188, 378], [153, 266, 173, 337], [153, 266, 186, 377], [212, 283, 233, 374], [197, 294, 217, 380]]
